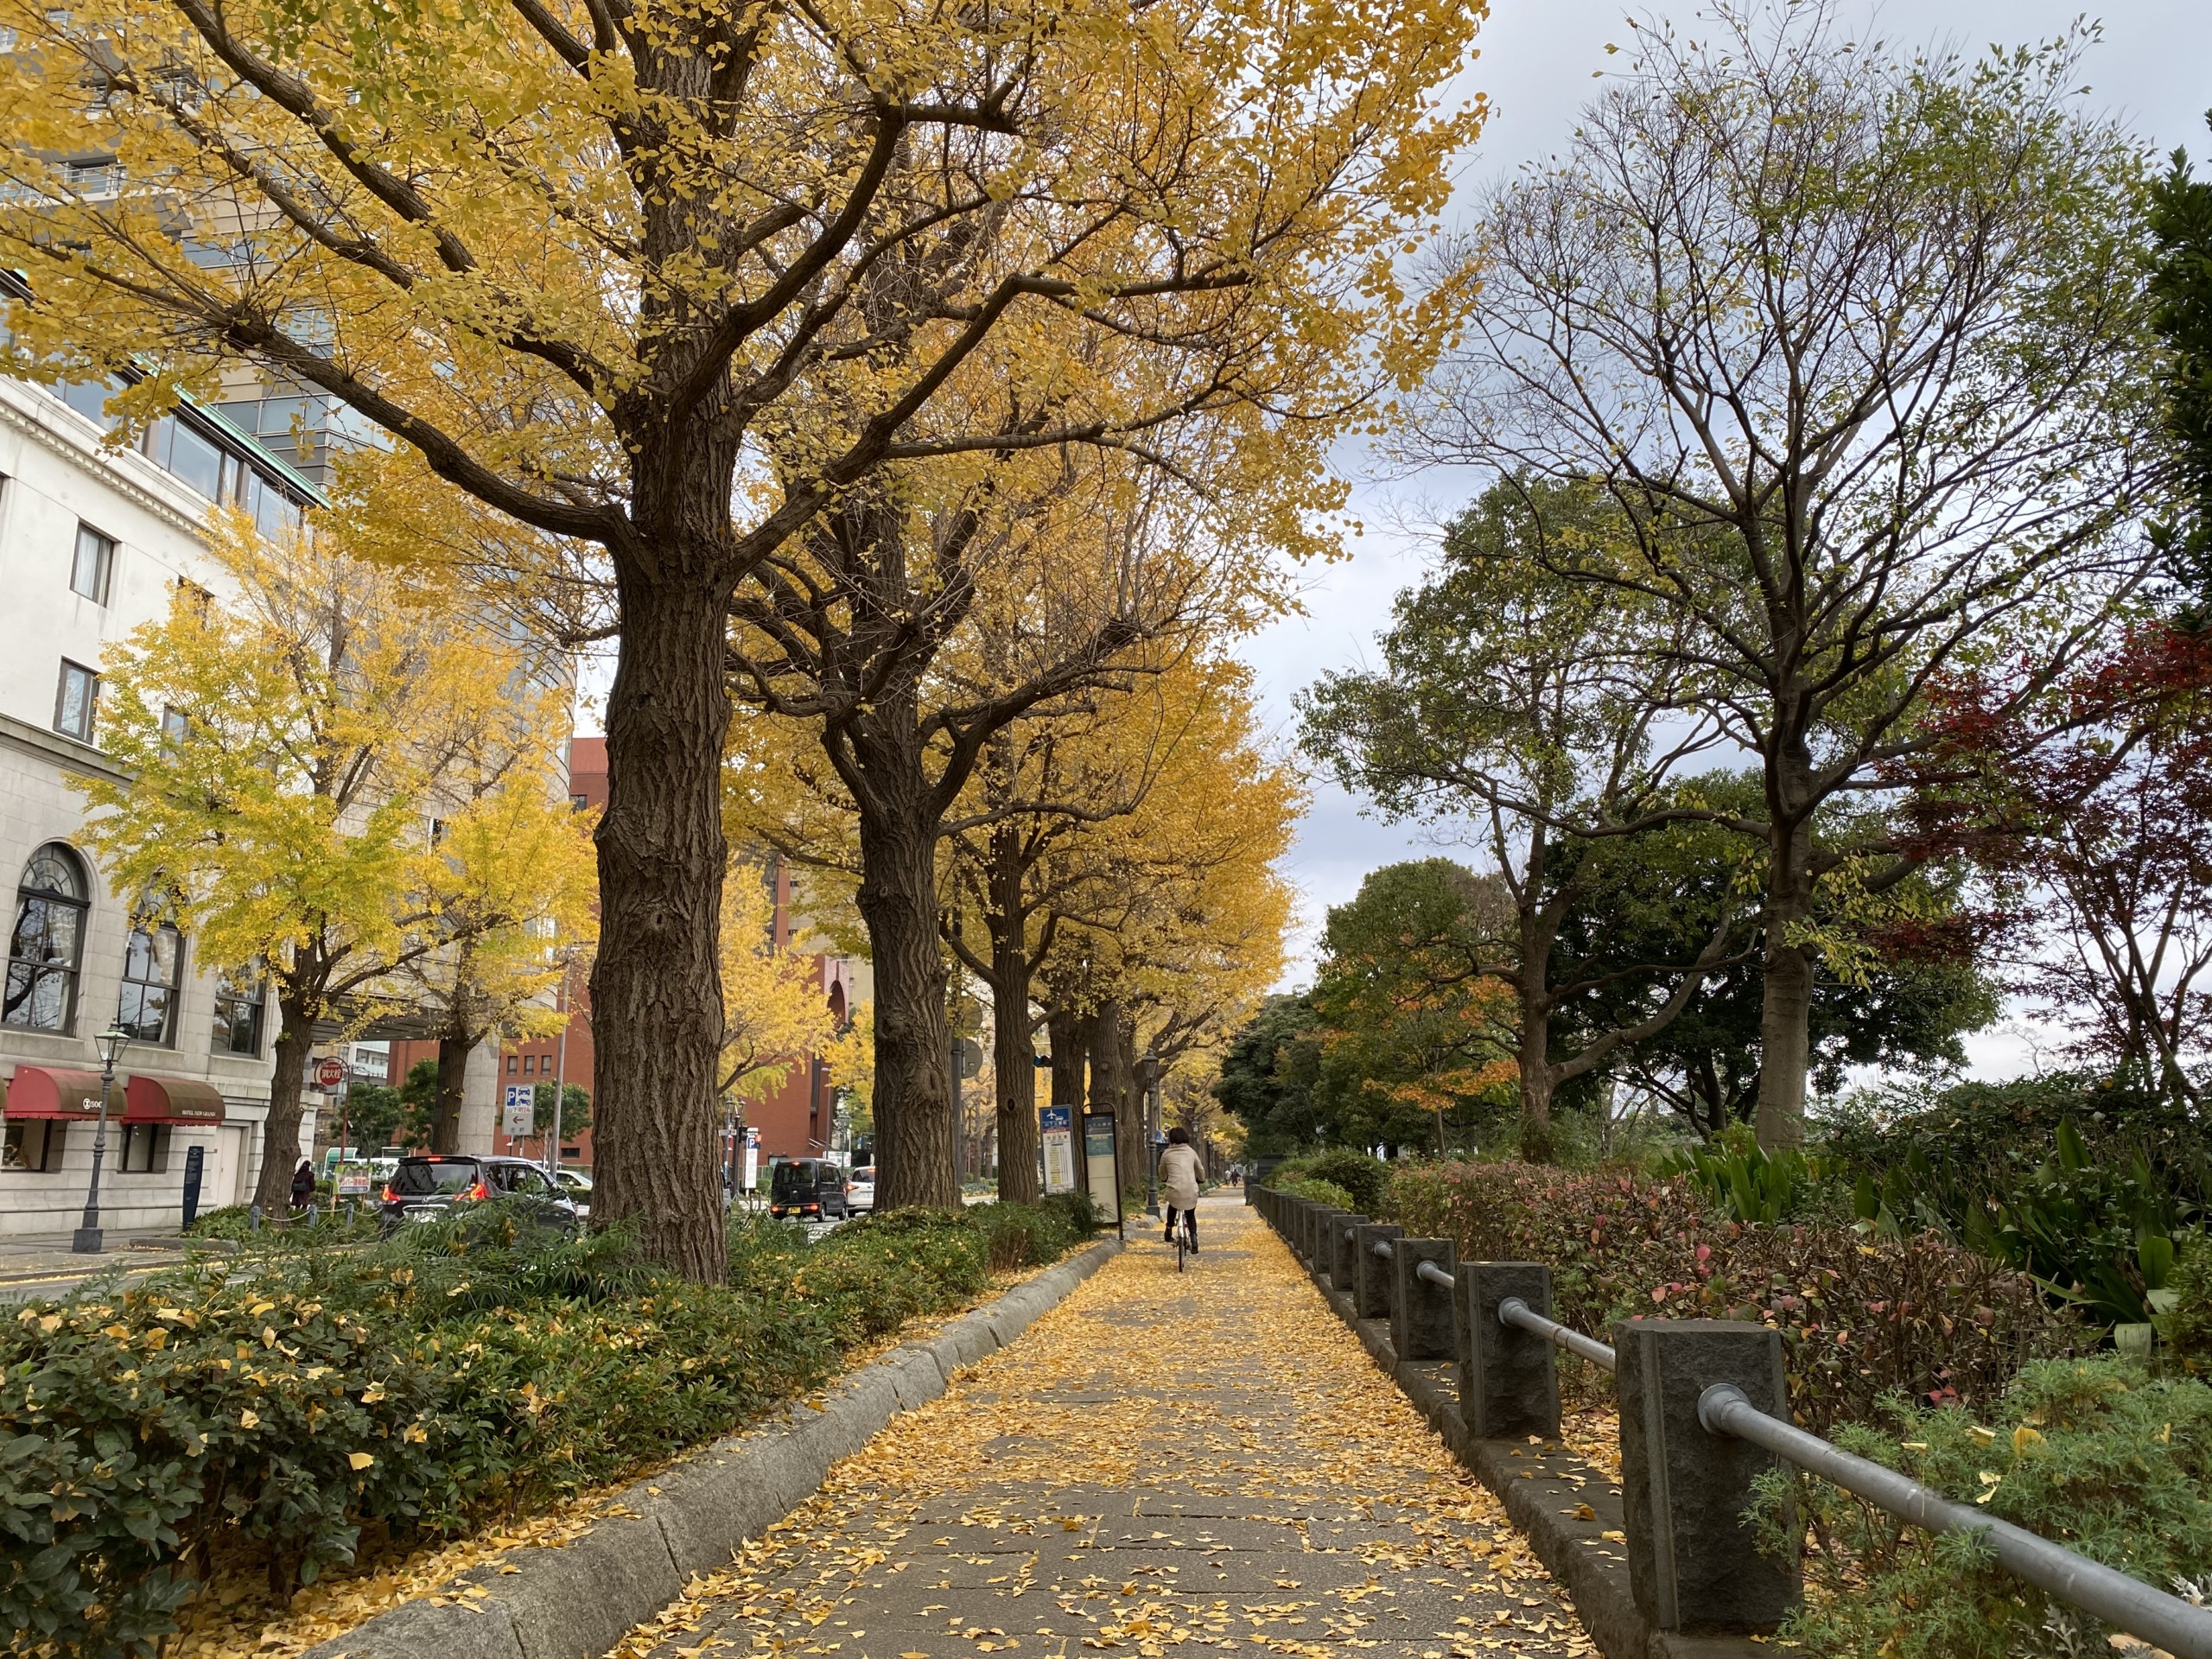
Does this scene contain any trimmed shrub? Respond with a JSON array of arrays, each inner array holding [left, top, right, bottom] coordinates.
[[1389, 1160, 2080, 1431], [1757, 1357, 2212, 1658], [0, 1197, 1090, 1659], [1275, 1177, 1356, 1209]]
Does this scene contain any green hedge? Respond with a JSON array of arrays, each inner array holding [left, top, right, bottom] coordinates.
[[0, 1198, 1094, 1659]]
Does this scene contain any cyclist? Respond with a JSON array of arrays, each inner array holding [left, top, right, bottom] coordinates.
[[1160, 1127, 1205, 1252]]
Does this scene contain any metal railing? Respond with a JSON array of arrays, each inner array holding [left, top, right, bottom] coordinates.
[[1497, 1294, 1618, 1373], [1254, 1182, 2212, 1659]]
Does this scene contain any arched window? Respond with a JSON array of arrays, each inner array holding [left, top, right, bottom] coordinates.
[[4, 844, 90, 1033], [116, 894, 185, 1046]]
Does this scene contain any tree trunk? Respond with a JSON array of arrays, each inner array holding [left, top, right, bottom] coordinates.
[[1755, 763, 1819, 1150], [430, 1034, 469, 1154], [589, 569, 731, 1282], [855, 743, 958, 1210], [1114, 1008, 1147, 1202], [1087, 1002, 1131, 1205], [252, 996, 317, 1216], [990, 863, 1040, 1203], [1514, 828, 1560, 1164]]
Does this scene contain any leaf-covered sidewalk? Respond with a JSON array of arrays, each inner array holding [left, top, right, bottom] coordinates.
[[618, 1202, 1593, 1659]]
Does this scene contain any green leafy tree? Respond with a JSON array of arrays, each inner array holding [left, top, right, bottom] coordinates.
[[1214, 995, 1327, 1156], [2152, 116, 2212, 613], [532, 1083, 592, 1142], [1301, 480, 1749, 1160], [337, 1082, 408, 1153], [1408, 6, 2161, 1149]]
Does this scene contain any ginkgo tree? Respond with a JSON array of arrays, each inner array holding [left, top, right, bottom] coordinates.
[[0, 0, 1484, 1274], [77, 512, 591, 1217]]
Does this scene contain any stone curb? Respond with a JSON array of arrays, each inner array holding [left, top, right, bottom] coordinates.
[[1300, 1262, 1764, 1659], [306, 1235, 1125, 1659]]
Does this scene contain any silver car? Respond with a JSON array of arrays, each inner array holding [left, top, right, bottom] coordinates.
[[847, 1165, 875, 1213]]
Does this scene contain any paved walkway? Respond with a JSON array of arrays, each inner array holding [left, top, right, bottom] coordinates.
[[617, 1200, 1592, 1659]]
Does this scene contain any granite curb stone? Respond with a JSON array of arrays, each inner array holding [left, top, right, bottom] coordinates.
[[305, 1234, 1124, 1659]]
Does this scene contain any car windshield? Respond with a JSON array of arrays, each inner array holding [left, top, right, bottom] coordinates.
[[853, 1168, 875, 1183], [771, 1162, 817, 1196], [391, 1160, 479, 1196]]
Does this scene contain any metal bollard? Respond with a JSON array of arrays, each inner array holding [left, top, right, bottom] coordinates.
[[1330, 1212, 1370, 1291], [1352, 1222, 1402, 1320], [248, 1204, 262, 1232], [1614, 1319, 1798, 1634], [1389, 1238, 1457, 1360], [1456, 1262, 1561, 1440]]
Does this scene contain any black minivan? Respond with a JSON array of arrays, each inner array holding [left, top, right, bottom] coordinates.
[[768, 1158, 850, 1220]]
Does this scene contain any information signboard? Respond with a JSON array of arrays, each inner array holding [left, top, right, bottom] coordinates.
[[1040, 1105, 1076, 1195], [1083, 1111, 1122, 1225], [502, 1083, 533, 1137]]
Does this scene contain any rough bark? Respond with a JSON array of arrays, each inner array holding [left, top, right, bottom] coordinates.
[[1754, 746, 1819, 1150], [588, 569, 731, 1283], [252, 997, 317, 1216], [430, 1035, 469, 1154], [989, 829, 1041, 1202], [855, 709, 959, 1209]]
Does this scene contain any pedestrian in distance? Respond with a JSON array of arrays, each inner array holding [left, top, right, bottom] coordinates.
[[1160, 1127, 1205, 1253], [290, 1159, 315, 1211]]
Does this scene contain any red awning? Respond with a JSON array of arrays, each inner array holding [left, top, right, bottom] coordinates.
[[124, 1074, 226, 1124], [2, 1067, 111, 1120]]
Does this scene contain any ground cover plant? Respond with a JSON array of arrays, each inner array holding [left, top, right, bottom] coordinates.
[[1753, 1355, 2212, 1658], [1387, 1160, 2078, 1431], [0, 1197, 1095, 1659]]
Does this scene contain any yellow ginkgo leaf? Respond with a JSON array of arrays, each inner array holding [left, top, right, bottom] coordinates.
[[348, 1452, 375, 1471], [239, 1410, 259, 1428]]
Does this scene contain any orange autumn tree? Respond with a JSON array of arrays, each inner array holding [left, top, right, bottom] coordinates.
[[1309, 861, 1518, 1156]]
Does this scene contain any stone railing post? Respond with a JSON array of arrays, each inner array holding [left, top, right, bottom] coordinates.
[[1389, 1238, 1456, 1361], [1351, 1222, 1402, 1321], [1329, 1212, 1370, 1291], [1455, 1262, 1561, 1440], [1614, 1319, 1798, 1635]]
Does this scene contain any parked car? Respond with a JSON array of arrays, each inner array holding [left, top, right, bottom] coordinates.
[[768, 1158, 850, 1220], [554, 1166, 592, 1219], [379, 1154, 580, 1235], [847, 1166, 875, 1214]]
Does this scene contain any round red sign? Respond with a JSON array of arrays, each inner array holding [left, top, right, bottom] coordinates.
[[315, 1058, 346, 1089]]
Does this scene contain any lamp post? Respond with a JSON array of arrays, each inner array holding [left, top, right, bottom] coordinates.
[[72, 1025, 131, 1255]]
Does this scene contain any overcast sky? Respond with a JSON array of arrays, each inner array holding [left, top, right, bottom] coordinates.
[[1250, 1, 2212, 1080]]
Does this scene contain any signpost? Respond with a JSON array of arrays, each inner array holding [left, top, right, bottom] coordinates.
[[502, 1083, 533, 1139], [181, 1143, 205, 1231], [1083, 1111, 1122, 1232], [1040, 1105, 1076, 1195]]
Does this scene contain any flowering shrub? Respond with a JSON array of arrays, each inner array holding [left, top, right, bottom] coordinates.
[[0, 1198, 1091, 1659], [1387, 1161, 2081, 1431]]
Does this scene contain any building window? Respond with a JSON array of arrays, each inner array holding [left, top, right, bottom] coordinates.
[[3, 1120, 64, 1173], [118, 1122, 171, 1173], [569, 794, 588, 811], [115, 909, 184, 1045], [522, 1053, 535, 1076], [71, 524, 114, 602], [505, 1053, 518, 1075], [5, 844, 89, 1033], [161, 706, 189, 746], [54, 660, 98, 741], [213, 971, 264, 1056]]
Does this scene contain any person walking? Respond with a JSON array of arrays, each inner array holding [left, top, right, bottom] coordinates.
[[290, 1159, 316, 1211], [1160, 1127, 1205, 1252]]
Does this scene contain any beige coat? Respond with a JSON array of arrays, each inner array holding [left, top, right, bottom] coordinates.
[[1160, 1143, 1205, 1210]]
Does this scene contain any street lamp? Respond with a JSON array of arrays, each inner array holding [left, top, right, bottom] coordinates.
[[71, 1025, 131, 1255]]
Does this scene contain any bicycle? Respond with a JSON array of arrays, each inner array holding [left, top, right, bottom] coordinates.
[[1171, 1206, 1197, 1271]]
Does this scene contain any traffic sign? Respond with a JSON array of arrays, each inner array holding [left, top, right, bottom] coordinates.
[[502, 1084, 534, 1137], [314, 1058, 346, 1089]]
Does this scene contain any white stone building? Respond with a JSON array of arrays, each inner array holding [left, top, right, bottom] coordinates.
[[0, 366, 327, 1236]]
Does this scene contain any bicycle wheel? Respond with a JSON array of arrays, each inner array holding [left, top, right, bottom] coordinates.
[[1176, 1224, 1187, 1272]]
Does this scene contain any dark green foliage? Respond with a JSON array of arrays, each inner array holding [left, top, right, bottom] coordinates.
[[1822, 1075, 2212, 1326], [1293, 1149, 1391, 1215], [0, 1198, 1091, 1659], [531, 1081, 591, 1139], [1659, 1131, 1822, 1224], [1758, 1357, 2212, 1658], [1273, 1177, 1355, 1209], [1213, 994, 1327, 1154], [2152, 123, 2212, 616], [1387, 1161, 2079, 1432]]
